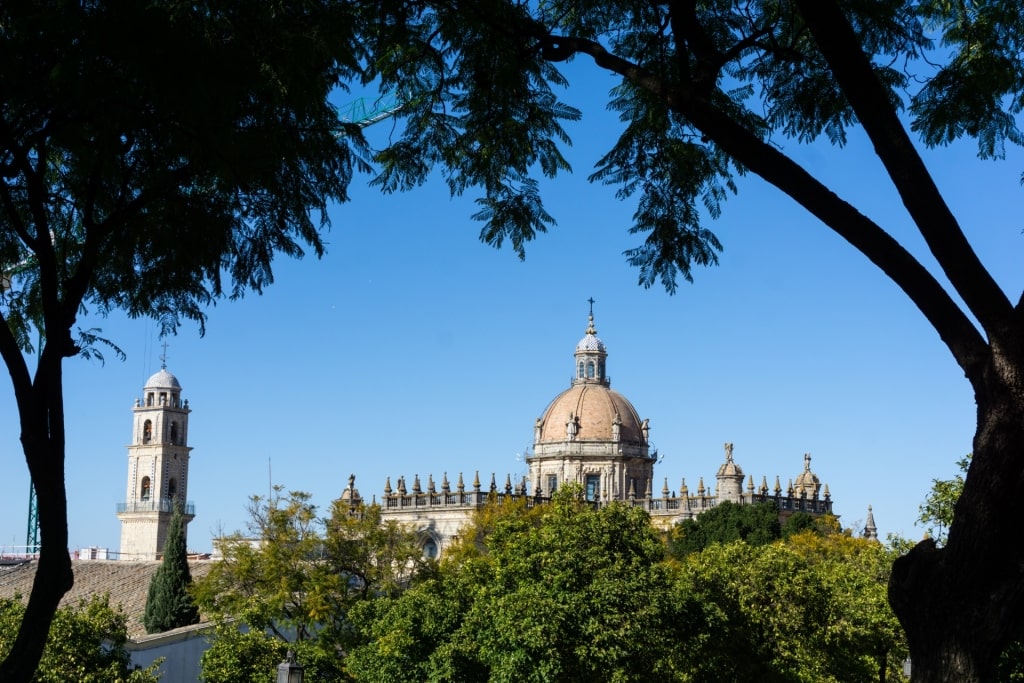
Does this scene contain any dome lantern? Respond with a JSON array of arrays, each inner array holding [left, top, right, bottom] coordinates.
[[573, 298, 609, 386]]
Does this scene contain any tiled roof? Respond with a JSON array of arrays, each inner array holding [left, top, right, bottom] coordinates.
[[0, 560, 212, 638]]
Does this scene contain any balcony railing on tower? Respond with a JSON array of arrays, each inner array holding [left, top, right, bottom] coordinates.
[[116, 499, 195, 515]]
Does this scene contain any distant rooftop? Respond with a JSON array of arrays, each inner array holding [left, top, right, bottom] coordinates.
[[0, 559, 213, 638]]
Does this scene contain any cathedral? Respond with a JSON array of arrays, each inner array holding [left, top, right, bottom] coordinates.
[[110, 310, 874, 562], [346, 308, 860, 557]]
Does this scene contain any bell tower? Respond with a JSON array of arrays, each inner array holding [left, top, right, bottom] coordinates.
[[116, 361, 194, 560]]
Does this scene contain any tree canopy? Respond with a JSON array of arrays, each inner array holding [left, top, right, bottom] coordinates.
[[0, 595, 160, 683], [348, 493, 907, 683], [0, 2, 368, 678], [916, 456, 969, 545], [348, 490, 694, 682], [5, 1, 1024, 680], [668, 500, 782, 555], [346, 2, 1024, 679], [192, 489, 428, 683]]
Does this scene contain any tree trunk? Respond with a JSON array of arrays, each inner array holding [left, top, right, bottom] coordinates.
[[890, 349, 1024, 682], [0, 364, 74, 682]]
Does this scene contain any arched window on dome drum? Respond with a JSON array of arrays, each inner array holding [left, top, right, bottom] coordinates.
[[143, 420, 152, 444], [167, 477, 178, 500], [586, 361, 595, 378], [578, 361, 584, 379], [140, 477, 151, 501]]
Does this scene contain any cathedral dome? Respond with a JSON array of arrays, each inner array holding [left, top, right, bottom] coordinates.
[[537, 383, 646, 444], [144, 368, 181, 390]]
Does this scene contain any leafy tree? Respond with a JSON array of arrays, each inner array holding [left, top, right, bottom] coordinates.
[[143, 502, 200, 634], [669, 500, 781, 556], [350, 2, 1024, 678], [781, 512, 819, 539], [199, 625, 341, 683], [677, 534, 908, 683], [8, 2, 1023, 680], [193, 489, 427, 683], [0, 595, 160, 682], [916, 456, 969, 545], [346, 570, 481, 683], [348, 489, 697, 682], [0, 2, 365, 679], [199, 626, 282, 683]]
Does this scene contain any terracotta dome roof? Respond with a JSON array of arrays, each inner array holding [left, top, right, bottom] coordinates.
[[537, 382, 645, 444], [144, 368, 181, 390]]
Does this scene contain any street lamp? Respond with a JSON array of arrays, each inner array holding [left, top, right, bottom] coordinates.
[[276, 650, 304, 683]]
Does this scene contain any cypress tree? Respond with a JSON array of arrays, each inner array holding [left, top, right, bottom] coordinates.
[[143, 502, 200, 633]]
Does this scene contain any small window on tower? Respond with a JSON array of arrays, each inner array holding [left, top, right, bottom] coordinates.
[[168, 477, 178, 500], [159, 392, 167, 406], [143, 420, 152, 444], [146, 393, 154, 407], [170, 422, 178, 445], [140, 477, 151, 501]]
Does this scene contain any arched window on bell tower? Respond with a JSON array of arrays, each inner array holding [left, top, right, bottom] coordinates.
[[143, 420, 152, 444], [170, 422, 178, 445], [140, 476, 151, 501], [167, 477, 178, 501]]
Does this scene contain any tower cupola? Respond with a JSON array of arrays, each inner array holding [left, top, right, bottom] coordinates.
[[573, 300, 609, 386]]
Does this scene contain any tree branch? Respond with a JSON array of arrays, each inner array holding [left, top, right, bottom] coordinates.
[[538, 33, 990, 379], [793, 0, 1013, 341], [0, 308, 32, 406]]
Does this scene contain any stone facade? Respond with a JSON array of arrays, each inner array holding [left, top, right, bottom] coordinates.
[[117, 365, 195, 560], [371, 310, 837, 557]]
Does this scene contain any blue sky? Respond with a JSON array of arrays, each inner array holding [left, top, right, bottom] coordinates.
[[0, 61, 1017, 555]]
